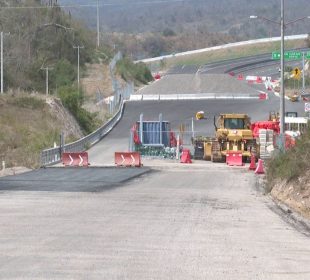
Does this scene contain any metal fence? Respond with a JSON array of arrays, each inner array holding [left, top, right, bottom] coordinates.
[[41, 100, 125, 166], [40, 52, 134, 166]]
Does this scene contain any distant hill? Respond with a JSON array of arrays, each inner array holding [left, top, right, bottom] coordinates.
[[56, 0, 310, 58], [58, 0, 310, 37]]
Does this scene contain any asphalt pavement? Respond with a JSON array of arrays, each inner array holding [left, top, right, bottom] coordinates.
[[1, 164, 310, 279], [0, 167, 151, 192], [1, 53, 309, 279]]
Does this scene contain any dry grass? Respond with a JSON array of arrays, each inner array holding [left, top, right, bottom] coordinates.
[[0, 94, 81, 168], [149, 39, 307, 70]]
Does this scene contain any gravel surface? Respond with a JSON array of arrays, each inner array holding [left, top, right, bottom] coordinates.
[[0, 165, 310, 279]]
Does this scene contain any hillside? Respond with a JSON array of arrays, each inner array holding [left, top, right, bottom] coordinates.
[[0, 94, 83, 169]]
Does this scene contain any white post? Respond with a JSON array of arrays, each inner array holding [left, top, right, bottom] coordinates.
[[302, 52, 305, 94], [73, 45, 84, 95], [176, 134, 180, 160], [46, 67, 49, 96], [191, 117, 195, 138], [97, 0, 100, 48]]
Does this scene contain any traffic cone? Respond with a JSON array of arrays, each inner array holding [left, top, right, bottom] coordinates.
[[180, 149, 192, 164], [249, 154, 256, 171], [255, 159, 265, 174]]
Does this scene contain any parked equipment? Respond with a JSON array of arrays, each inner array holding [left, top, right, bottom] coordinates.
[[194, 114, 257, 163]]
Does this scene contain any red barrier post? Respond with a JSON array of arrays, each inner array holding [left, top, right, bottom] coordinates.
[[115, 152, 142, 167]]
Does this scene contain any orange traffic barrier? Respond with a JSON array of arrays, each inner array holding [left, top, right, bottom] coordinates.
[[255, 159, 265, 174], [259, 93, 267, 100], [180, 149, 192, 164], [62, 152, 89, 167], [115, 152, 142, 167], [154, 73, 161, 80], [249, 154, 256, 170], [226, 151, 243, 166]]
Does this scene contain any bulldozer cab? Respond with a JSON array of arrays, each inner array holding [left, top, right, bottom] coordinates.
[[214, 114, 251, 130]]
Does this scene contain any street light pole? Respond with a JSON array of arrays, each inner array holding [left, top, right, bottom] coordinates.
[[41, 66, 53, 96], [250, 2, 310, 148], [73, 45, 84, 94], [280, 0, 285, 138]]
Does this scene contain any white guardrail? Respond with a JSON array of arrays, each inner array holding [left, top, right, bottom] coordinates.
[[138, 34, 308, 63], [129, 93, 261, 101], [40, 100, 125, 166]]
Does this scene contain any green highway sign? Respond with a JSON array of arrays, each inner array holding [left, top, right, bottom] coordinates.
[[306, 52, 310, 59], [272, 52, 281, 60], [272, 51, 302, 60]]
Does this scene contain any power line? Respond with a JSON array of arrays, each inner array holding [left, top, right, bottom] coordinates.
[[0, 0, 190, 9]]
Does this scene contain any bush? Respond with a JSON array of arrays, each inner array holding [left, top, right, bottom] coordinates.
[[58, 86, 99, 134], [116, 58, 153, 85], [267, 127, 310, 185]]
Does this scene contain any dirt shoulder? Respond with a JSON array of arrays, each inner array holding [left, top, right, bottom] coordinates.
[[270, 178, 310, 220]]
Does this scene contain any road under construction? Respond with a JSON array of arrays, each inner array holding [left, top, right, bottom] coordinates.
[[1, 52, 310, 279]]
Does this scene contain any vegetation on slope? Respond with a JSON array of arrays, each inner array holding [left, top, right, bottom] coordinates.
[[267, 128, 310, 185], [0, 94, 81, 168], [116, 58, 154, 85], [0, 1, 153, 168]]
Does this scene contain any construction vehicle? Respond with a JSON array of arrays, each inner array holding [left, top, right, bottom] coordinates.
[[194, 114, 257, 163]]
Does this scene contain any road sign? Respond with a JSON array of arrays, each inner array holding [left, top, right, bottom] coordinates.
[[306, 52, 310, 59], [272, 52, 281, 60], [292, 67, 301, 79], [305, 103, 310, 112], [272, 51, 302, 60]]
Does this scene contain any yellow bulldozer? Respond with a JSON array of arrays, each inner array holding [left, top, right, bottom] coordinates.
[[200, 113, 257, 163]]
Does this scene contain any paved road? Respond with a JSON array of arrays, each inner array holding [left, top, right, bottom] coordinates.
[[0, 167, 151, 192], [1, 164, 310, 279], [1, 53, 309, 279], [88, 97, 304, 165]]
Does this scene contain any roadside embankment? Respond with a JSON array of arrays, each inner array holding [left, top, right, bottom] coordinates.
[[266, 128, 310, 219]]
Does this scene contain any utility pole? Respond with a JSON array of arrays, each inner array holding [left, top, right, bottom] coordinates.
[[302, 52, 305, 95], [41, 66, 53, 96], [97, 0, 100, 48], [1, 31, 9, 94], [280, 0, 285, 142], [1, 32, 3, 94], [73, 45, 84, 94]]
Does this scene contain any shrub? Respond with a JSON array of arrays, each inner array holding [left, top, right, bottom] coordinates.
[[58, 86, 99, 134], [267, 127, 310, 185], [116, 57, 153, 85]]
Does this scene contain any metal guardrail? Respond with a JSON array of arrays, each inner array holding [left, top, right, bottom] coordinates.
[[41, 51, 133, 166], [40, 100, 125, 166]]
